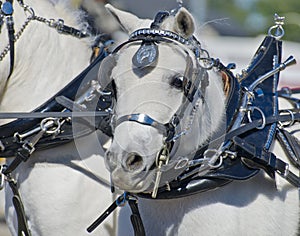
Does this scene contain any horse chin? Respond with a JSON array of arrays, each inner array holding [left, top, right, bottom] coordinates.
[[111, 168, 155, 193]]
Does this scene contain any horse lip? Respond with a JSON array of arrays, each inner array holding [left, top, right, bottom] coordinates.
[[111, 167, 155, 192]]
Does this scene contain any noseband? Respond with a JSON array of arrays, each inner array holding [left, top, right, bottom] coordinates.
[[104, 27, 212, 139]]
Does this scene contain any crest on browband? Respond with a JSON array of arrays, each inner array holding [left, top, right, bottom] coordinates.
[[132, 41, 158, 68], [132, 10, 173, 69]]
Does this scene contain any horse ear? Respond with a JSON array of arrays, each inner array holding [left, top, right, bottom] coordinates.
[[105, 4, 152, 34], [173, 8, 195, 38]]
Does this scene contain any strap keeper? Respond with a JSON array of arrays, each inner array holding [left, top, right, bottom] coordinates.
[[17, 143, 33, 162]]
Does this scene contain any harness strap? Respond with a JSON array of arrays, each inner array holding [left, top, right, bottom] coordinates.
[[276, 127, 300, 168], [6, 174, 31, 236], [3, 146, 31, 174], [233, 136, 300, 187], [128, 199, 145, 236], [87, 192, 145, 235]]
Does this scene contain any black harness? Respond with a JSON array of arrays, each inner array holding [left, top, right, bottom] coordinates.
[[87, 13, 300, 235], [0, 5, 299, 236]]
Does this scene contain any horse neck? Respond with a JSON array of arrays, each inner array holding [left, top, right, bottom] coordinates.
[[176, 70, 226, 156], [0, 0, 91, 112]]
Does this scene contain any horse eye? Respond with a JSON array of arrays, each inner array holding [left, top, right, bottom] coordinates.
[[170, 75, 185, 89]]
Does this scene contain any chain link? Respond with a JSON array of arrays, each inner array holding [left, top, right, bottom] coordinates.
[[0, 1, 87, 62]]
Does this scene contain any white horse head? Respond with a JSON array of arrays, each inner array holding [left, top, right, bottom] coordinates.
[[103, 4, 227, 193]]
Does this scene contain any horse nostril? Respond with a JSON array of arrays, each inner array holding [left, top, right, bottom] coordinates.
[[125, 153, 144, 172]]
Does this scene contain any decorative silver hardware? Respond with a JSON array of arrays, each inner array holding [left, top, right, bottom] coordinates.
[[75, 80, 111, 108], [198, 49, 214, 70], [278, 109, 295, 128], [223, 150, 237, 160], [18, 118, 62, 155], [247, 106, 266, 130], [132, 42, 158, 68], [14, 117, 62, 143], [152, 144, 170, 198], [14, 127, 41, 143], [130, 28, 189, 46], [268, 14, 285, 39], [40, 118, 61, 135], [231, 55, 296, 131], [174, 157, 189, 169], [203, 148, 223, 168]]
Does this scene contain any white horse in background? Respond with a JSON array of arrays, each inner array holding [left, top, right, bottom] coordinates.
[[0, 1, 124, 235], [103, 5, 300, 236]]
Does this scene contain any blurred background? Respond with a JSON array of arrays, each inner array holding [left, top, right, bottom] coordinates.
[[1, 0, 300, 235], [74, 0, 300, 42], [74, 0, 300, 85]]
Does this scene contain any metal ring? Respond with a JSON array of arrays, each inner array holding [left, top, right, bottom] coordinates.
[[279, 109, 295, 127], [198, 49, 214, 70], [203, 149, 219, 159], [208, 156, 223, 169], [48, 18, 56, 27], [268, 25, 285, 40], [203, 149, 223, 168], [116, 192, 128, 207], [174, 157, 189, 170], [247, 106, 266, 130], [23, 5, 35, 18], [40, 117, 61, 134]]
